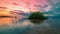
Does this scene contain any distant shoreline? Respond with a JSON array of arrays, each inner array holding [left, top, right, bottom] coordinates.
[[0, 16, 14, 18]]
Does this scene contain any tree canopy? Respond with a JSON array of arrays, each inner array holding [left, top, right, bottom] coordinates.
[[28, 12, 46, 20]]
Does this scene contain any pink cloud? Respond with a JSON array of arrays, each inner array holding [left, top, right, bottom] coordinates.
[[0, 0, 50, 12]]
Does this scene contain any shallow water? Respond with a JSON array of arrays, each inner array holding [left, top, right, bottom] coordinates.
[[0, 17, 60, 34]]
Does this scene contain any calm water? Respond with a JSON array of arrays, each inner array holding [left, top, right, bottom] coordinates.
[[0, 17, 60, 34]]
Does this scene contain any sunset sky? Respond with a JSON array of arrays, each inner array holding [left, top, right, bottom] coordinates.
[[0, 0, 60, 16], [0, 0, 51, 12]]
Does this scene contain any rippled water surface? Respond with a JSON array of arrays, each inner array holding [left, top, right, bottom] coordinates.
[[0, 17, 60, 34]]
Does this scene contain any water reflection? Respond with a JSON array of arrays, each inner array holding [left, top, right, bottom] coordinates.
[[29, 19, 44, 24], [0, 17, 18, 26], [0, 17, 60, 34]]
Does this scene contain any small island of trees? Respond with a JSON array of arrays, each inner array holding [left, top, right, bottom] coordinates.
[[28, 12, 47, 20]]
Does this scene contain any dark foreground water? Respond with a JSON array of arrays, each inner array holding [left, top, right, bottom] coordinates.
[[0, 17, 60, 34]]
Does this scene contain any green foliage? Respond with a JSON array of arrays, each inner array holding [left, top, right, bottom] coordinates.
[[29, 12, 46, 19]]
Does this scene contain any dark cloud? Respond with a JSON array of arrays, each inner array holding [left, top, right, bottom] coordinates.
[[12, 3, 20, 6], [0, 7, 8, 9], [12, 3, 18, 5]]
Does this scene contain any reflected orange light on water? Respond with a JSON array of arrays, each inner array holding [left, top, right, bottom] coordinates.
[[0, 18, 18, 26]]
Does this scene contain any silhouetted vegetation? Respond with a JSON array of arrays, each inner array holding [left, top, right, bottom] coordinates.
[[28, 12, 47, 20]]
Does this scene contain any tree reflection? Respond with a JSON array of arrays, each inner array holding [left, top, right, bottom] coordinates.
[[29, 19, 44, 24]]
